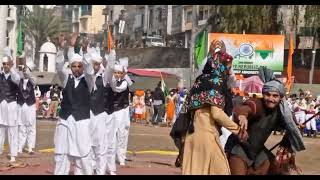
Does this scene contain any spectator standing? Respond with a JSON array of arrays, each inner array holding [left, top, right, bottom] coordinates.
[[152, 82, 165, 125], [46, 84, 60, 119]]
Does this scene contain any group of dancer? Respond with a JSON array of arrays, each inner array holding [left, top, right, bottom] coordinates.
[[0, 50, 37, 163], [53, 33, 133, 175], [0, 32, 132, 175]]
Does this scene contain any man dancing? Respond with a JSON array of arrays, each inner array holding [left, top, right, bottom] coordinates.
[[226, 67, 305, 175], [17, 65, 37, 154], [53, 33, 94, 175]]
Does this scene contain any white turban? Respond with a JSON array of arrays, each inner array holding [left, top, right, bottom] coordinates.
[[90, 51, 102, 63], [114, 63, 124, 72], [69, 53, 83, 65], [2, 56, 10, 63]]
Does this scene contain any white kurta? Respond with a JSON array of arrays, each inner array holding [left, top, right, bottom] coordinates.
[[54, 47, 94, 175], [115, 106, 130, 164], [106, 106, 130, 173], [0, 100, 19, 158], [0, 69, 21, 158], [90, 111, 113, 175], [54, 115, 92, 157], [306, 113, 317, 131], [18, 103, 36, 152]]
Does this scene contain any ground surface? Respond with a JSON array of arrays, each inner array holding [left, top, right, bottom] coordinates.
[[0, 120, 319, 175]]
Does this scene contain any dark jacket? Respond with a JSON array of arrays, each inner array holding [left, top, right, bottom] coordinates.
[[153, 87, 165, 104]]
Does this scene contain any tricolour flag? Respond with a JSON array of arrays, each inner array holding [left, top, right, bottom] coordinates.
[[160, 71, 169, 98]]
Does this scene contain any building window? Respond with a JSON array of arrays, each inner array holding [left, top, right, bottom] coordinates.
[[199, 10, 203, 20], [81, 5, 92, 16], [149, 9, 153, 29], [6, 30, 9, 46], [110, 10, 113, 21], [186, 11, 192, 23], [204, 8, 209, 19], [141, 14, 144, 27], [43, 54, 48, 72], [158, 9, 162, 23], [7, 5, 11, 17], [199, 7, 209, 20]]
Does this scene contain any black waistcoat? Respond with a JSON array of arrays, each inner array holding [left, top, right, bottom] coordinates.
[[59, 75, 90, 121], [17, 79, 36, 106], [104, 83, 114, 115], [90, 75, 106, 115], [113, 79, 129, 112], [0, 73, 18, 103]]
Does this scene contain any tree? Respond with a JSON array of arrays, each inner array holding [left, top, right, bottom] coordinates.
[[215, 5, 281, 34], [23, 5, 70, 68]]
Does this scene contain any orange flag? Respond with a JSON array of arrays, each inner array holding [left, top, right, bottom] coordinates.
[[286, 33, 294, 92], [107, 26, 113, 53]]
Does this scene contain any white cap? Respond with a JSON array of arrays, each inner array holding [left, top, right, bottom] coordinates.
[[114, 63, 124, 72], [2, 56, 10, 63], [90, 51, 102, 63], [69, 53, 83, 65]]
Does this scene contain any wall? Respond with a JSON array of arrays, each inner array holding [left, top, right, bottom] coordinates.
[[115, 47, 189, 68], [90, 5, 104, 34]]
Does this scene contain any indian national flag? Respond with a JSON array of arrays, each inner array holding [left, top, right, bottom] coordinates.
[[160, 72, 169, 98]]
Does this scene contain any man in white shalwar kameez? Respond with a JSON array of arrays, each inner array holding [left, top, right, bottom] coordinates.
[[17, 66, 37, 154], [88, 49, 113, 175], [53, 33, 94, 175], [104, 55, 133, 175], [0, 56, 21, 162]]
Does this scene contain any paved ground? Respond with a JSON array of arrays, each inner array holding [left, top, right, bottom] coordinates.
[[0, 120, 319, 175]]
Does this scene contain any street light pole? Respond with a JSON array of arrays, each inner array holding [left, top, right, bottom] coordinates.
[[309, 28, 317, 84], [309, 16, 317, 85]]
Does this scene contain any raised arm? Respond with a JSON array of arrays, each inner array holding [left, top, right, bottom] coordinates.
[[56, 33, 69, 88], [80, 36, 95, 92], [103, 49, 116, 85], [9, 62, 21, 85], [25, 68, 36, 87]]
